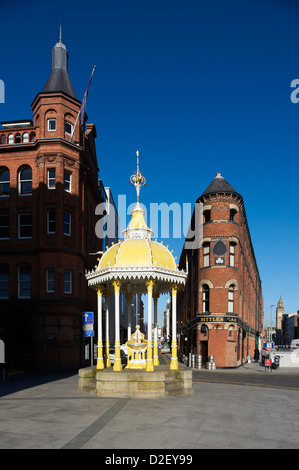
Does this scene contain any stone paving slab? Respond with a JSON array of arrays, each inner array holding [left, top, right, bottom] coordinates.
[[1, 365, 299, 450]]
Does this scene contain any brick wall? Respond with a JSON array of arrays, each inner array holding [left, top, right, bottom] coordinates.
[[178, 190, 263, 368]]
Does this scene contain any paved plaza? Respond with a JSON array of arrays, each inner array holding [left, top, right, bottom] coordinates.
[[1, 362, 299, 451]]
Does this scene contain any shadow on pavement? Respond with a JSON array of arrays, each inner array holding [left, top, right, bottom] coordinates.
[[0, 371, 77, 397]]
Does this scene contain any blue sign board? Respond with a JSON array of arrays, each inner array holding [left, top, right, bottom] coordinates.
[[83, 312, 94, 337], [84, 330, 94, 337], [263, 342, 274, 349]]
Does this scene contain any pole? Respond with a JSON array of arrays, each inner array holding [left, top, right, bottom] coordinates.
[[270, 304, 275, 350], [70, 65, 96, 143]]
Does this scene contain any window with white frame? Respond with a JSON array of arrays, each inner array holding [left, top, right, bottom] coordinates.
[[47, 210, 56, 234], [64, 171, 71, 192], [18, 213, 32, 239], [228, 285, 234, 313], [47, 169, 56, 189], [0, 265, 9, 299], [0, 212, 9, 239], [65, 121, 73, 135], [202, 284, 210, 312], [63, 211, 71, 236], [203, 242, 210, 267], [23, 133, 29, 143], [18, 264, 31, 299], [8, 134, 14, 144], [64, 270, 72, 294], [229, 243, 236, 267], [46, 269, 55, 293], [48, 119, 56, 131], [19, 166, 32, 195]]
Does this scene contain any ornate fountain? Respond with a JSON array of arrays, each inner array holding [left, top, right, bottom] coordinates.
[[126, 325, 147, 369]]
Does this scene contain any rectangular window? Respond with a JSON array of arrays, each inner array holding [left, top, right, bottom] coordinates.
[[203, 288, 210, 312], [65, 121, 73, 135], [0, 265, 9, 299], [18, 213, 32, 239], [228, 290, 234, 313], [48, 119, 56, 131], [47, 210, 56, 234], [64, 270, 72, 294], [47, 169, 56, 189], [0, 212, 9, 239], [63, 212, 71, 236], [46, 269, 55, 293], [0, 168, 10, 196], [230, 244, 235, 267], [64, 171, 71, 192], [203, 210, 211, 223], [203, 243, 210, 267], [18, 265, 31, 299]]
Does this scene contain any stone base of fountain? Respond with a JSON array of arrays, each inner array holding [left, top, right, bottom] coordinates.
[[78, 364, 193, 398]]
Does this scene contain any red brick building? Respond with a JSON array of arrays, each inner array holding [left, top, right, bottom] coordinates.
[[0, 35, 106, 372], [178, 173, 264, 368]]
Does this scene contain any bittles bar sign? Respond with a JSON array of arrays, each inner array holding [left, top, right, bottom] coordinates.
[[198, 315, 237, 323]]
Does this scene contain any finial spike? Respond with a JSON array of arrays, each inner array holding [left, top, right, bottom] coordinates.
[[130, 150, 146, 203], [59, 24, 62, 42]]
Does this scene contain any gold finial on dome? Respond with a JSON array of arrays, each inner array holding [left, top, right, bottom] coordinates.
[[130, 150, 146, 203]]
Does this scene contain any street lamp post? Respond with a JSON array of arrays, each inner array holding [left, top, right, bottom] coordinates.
[[270, 304, 275, 349]]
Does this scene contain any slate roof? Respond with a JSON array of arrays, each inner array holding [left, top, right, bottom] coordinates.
[[199, 173, 241, 199], [41, 35, 77, 100], [43, 67, 77, 100]]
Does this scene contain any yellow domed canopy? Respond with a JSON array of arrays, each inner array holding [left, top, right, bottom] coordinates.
[[99, 238, 176, 270]]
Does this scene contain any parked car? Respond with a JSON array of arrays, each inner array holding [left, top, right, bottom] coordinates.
[[109, 348, 128, 365]]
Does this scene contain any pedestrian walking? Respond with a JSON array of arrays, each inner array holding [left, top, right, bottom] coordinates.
[[261, 348, 266, 365], [254, 348, 259, 363]]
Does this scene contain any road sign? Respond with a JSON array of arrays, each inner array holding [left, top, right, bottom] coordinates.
[[265, 359, 272, 367], [83, 312, 94, 337]]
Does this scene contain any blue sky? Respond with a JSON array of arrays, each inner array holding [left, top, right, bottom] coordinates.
[[1, 0, 299, 326]]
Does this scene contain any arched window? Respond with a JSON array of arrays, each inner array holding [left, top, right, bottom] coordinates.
[[19, 166, 32, 195], [23, 133, 29, 143], [15, 133, 21, 143], [8, 134, 14, 144], [228, 325, 235, 337], [201, 324, 208, 336], [228, 284, 235, 313], [0, 167, 10, 196], [0, 135, 6, 144], [202, 284, 210, 312]]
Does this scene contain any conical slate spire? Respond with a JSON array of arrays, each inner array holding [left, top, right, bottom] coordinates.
[[200, 172, 240, 199], [42, 26, 77, 99]]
